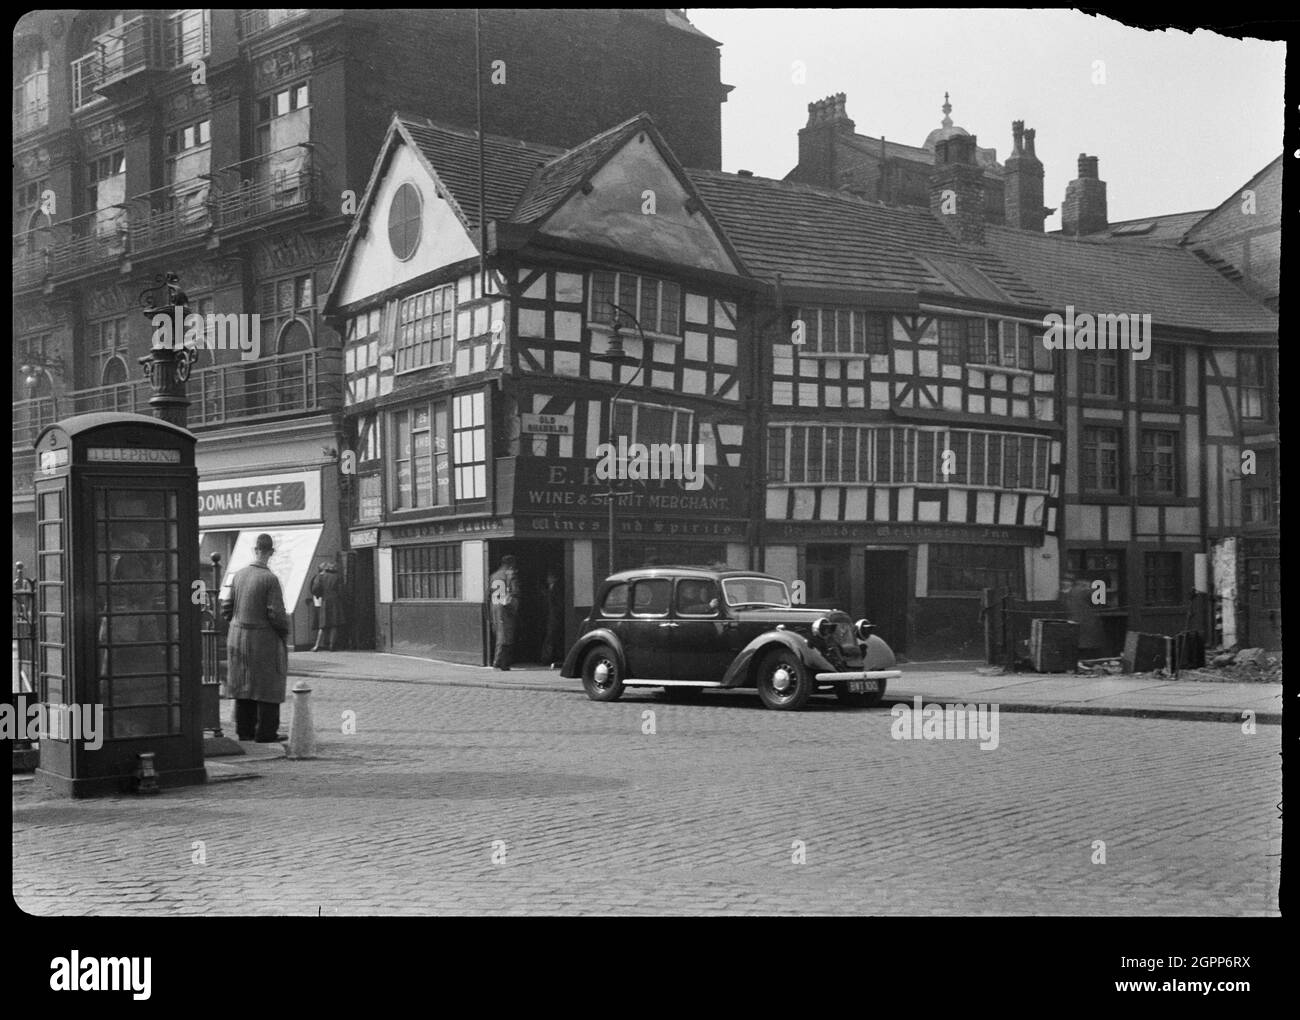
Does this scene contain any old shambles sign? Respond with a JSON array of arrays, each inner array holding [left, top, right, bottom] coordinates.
[[512, 457, 747, 537]]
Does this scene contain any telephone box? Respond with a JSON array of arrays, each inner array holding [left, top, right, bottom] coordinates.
[[32, 412, 206, 796]]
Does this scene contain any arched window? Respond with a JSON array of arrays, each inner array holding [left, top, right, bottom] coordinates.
[[101, 356, 127, 385], [25, 209, 53, 254], [12, 39, 49, 133], [272, 317, 313, 412]]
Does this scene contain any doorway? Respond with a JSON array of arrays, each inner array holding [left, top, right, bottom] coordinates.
[[862, 550, 909, 653], [488, 539, 565, 665], [348, 548, 376, 650]]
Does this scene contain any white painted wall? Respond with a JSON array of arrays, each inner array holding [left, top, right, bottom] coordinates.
[[334, 141, 479, 307], [463, 540, 485, 603]]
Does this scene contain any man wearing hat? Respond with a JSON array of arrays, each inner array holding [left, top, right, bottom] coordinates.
[[221, 533, 290, 742], [488, 554, 522, 670]]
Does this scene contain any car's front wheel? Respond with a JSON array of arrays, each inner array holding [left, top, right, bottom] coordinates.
[[755, 648, 813, 710], [836, 680, 887, 708], [581, 644, 625, 702]]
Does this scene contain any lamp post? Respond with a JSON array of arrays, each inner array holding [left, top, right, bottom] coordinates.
[[18, 348, 63, 426], [138, 271, 199, 428], [590, 302, 648, 576]]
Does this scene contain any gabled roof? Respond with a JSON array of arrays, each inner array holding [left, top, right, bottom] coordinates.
[[399, 115, 560, 235], [981, 225, 1278, 334], [687, 168, 1035, 302], [511, 114, 649, 224], [1184, 153, 1283, 241]]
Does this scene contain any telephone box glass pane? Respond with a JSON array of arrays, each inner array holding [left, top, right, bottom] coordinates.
[[110, 707, 170, 739], [111, 676, 170, 706], [93, 487, 185, 738]]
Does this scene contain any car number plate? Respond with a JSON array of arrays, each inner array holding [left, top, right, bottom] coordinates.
[[848, 680, 879, 694]]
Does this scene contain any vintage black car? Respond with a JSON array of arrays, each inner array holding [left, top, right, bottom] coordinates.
[[561, 566, 901, 710]]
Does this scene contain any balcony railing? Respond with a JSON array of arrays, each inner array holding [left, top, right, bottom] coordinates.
[[190, 348, 342, 427], [239, 9, 309, 39], [210, 146, 316, 231], [168, 9, 211, 67], [13, 397, 58, 447], [127, 178, 213, 256], [71, 15, 165, 109], [72, 378, 151, 416], [12, 243, 53, 290], [12, 99, 48, 136], [47, 205, 130, 277]]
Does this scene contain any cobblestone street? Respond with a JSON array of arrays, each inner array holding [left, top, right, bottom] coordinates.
[[12, 679, 1281, 916]]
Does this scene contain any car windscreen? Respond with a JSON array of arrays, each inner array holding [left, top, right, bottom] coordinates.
[[722, 577, 791, 608]]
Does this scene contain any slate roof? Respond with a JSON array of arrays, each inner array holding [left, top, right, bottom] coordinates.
[[339, 114, 1276, 338], [1059, 210, 1211, 246], [510, 115, 646, 223], [981, 225, 1278, 333], [397, 115, 558, 235], [687, 168, 1036, 303]]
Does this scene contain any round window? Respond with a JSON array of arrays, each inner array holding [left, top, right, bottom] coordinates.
[[387, 182, 422, 260]]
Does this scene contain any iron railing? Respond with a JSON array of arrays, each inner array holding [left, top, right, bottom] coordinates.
[[239, 9, 309, 39], [72, 378, 150, 416], [126, 177, 213, 255], [210, 146, 317, 230], [12, 244, 52, 289], [47, 205, 129, 277], [12, 99, 48, 136], [190, 348, 343, 427], [13, 397, 58, 446], [71, 14, 166, 109]]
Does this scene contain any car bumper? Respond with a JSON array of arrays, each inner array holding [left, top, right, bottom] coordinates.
[[814, 670, 902, 683]]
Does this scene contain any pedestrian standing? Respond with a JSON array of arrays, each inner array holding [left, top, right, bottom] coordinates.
[[488, 554, 521, 670], [310, 560, 345, 651], [221, 534, 289, 742], [540, 570, 565, 668]]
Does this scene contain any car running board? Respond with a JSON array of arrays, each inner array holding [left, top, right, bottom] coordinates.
[[623, 679, 726, 688]]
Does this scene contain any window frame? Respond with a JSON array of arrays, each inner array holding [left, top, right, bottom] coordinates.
[[393, 543, 461, 601], [589, 270, 682, 340]]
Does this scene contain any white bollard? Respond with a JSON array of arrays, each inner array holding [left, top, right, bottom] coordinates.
[[287, 680, 316, 759]]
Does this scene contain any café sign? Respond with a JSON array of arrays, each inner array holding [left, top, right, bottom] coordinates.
[[199, 469, 321, 527]]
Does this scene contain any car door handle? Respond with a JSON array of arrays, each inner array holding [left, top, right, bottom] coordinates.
[[659, 622, 678, 628]]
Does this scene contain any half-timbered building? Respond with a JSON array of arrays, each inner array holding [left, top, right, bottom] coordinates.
[[324, 113, 758, 663]]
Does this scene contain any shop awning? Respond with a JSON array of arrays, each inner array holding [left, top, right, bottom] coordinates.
[[216, 525, 325, 610]]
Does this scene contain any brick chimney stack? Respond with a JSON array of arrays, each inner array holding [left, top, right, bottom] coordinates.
[[929, 133, 986, 243], [1004, 120, 1047, 232], [1061, 153, 1109, 236], [796, 92, 856, 189]]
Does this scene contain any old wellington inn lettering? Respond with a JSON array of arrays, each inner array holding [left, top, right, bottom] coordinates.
[[1041, 304, 1152, 360]]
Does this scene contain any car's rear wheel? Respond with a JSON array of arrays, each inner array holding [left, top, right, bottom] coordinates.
[[755, 648, 812, 711], [836, 680, 887, 708], [581, 645, 625, 702]]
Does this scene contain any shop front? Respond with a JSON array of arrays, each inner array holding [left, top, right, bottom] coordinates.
[[761, 520, 1057, 660], [370, 455, 754, 666], [199, 468, 335, 649]]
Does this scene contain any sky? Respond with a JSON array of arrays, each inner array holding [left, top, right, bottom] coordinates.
[[687, 9, 1286, 229]]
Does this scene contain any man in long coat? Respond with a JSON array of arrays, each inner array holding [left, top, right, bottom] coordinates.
[[221, 533, 289, 742], [310, 561, 345, 651], [488, 554, 521, 670]]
